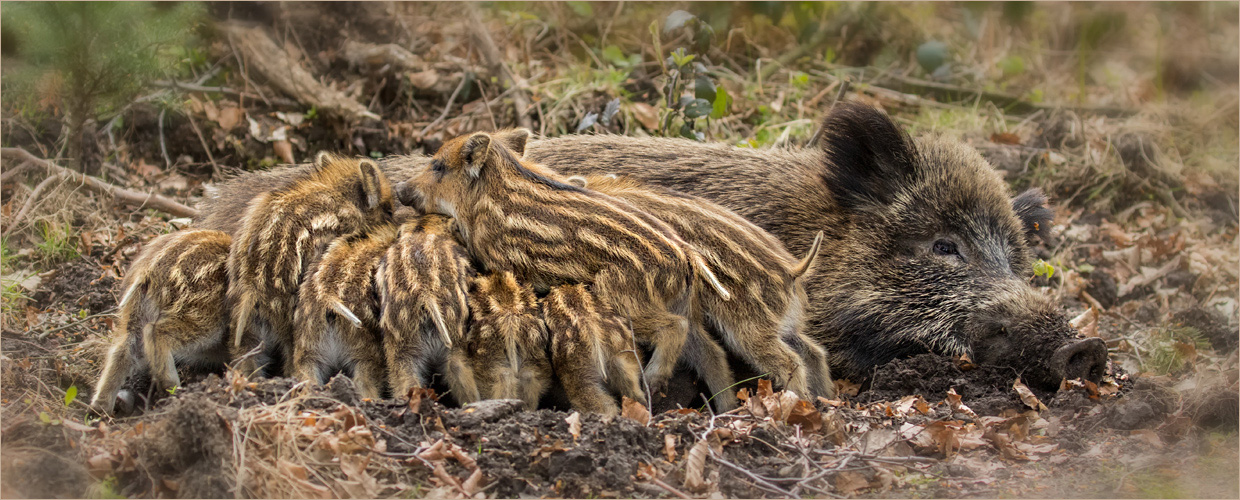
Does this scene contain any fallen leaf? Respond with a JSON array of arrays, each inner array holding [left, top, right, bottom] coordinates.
[[990, 132, 1022, 145], [461, 468, 485, 496], [565, 411, 582, 441], [408, 70, 440, 90], [682, 437, 712, 492], [628, 102, 660, 130], [620, 396, 650, 426], [216, 106, 245, 131], [663, 434, 678, 463], [786, 399, 822, 432], [1013, 378, 1048, 411], [955, 352, 977, 371], [834, 379, 861, 397], [835, 470, 870, 495], [1069, 307, 1099, 337], [946, 388, 977, 417], [984, 427, 1029, 461]]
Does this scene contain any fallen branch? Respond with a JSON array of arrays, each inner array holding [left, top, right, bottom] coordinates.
[[342, 40, 425, 72], [9, 172, 64, 231], [419, 74, 470, 138], [1, 161, 34, 183], [150, 80, 300, 107], [468, 6, 535, 130], [1, 148, 199, 222], [873, 73, 1138, 118], [218, 23, 380, 122]]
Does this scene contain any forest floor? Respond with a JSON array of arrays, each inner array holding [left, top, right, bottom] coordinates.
[[2, 2, 1237, 498]]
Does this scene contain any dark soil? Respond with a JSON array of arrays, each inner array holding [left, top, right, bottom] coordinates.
[[865, 354, 1030, 416], [31, 257, 119, 316]]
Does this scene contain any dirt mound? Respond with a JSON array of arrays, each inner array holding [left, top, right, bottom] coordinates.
[[31, 258, 118, 315], [865, 354, 1030, 416]]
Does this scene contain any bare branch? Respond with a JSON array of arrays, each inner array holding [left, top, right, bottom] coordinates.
[[1, 147, 199, 221]]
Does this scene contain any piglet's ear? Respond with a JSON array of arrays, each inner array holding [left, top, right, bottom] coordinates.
[[358, 159, 387, 210], [313, 151, 334, 170], [461, 133, 492, 178], [817, 102, 920, 211], [1012, 188, 1054, 244], [494, 128, 532, 157]]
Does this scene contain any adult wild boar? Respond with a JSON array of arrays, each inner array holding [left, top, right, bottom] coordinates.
[[194, 102, 1107, 391]]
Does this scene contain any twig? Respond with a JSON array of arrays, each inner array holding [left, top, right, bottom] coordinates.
[[158, 108, 172, 169], [712, 453, 800, 498], [420, 74, 470, 138], [626, 317, 654, 415], [650, 477, 693, 499], [183, 109, 220, 178], [150, 80, 299, 107], [1, 161, 34, 183], [1, 148, 198, 218], [28, 308, 118, 339], [469, 5, 535, 130], [8, 172, 64, 232]]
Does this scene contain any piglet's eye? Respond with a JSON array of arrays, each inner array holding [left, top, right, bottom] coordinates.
[[933, 239, 959, 257]]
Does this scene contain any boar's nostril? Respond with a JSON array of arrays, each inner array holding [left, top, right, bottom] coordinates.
[[1052, 337, 1108, 384]]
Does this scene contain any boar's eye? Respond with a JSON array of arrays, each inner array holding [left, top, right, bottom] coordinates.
[[932, 239, 960, 257], [431, 159, 446, 176]]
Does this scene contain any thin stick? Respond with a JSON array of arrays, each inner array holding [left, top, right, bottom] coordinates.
[[1, 148, 197, 218], [713, 453, 800, 498], [650, 477, 693, 500], [420, 74, 469, 138], [625, 317, 653, 415], [184, 110, 220, 178], [150, 80, 299, 107], [1, 161, 34, 183], [8, 172, 63, 231], [469, 5, 535, 129], [158, 108, 172, 169]]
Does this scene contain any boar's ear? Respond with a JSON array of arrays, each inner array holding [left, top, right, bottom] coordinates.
[[1012, 188, 1054, 243], [494, 128, 532, 157], [461, 133, 493, 178], [357, 159, 387, 210], [817, 102, 919, 211]]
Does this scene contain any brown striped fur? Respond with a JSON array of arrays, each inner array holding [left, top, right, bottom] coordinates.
[[228, 152, 394, 378], [292, 225, 398, 399], [90, 230, 232, 414], [543, 283, 644, 416], [402, 129, 729, 392], [571, 174, 836, 400], [465, 272, 552, 408], [376, 214, 477, 403]]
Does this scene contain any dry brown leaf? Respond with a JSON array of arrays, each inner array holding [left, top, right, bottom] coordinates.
[[834, 379, 861, 397], [682, 437, 712, 493], [408, 70, 440, 90], [984, 427, 1029, 461], [565, 411, 582, 441], [273, 140, 295, 164], [786, 399, 822, 432], [628, 102, 660, 130], [663, 434, 678, 463], [1130, 429, 1164, 448], [620, 396, 650, 426], [1013, 378, 1048, 411], [461, 468, 485, 496], [216, 106, 245, 131], [835, 470, 870, 495], [1069, 307, 1100, 337], [954, 352, 977, 371], [945, 388, 977, 417], [990, 132, 1022, 145]]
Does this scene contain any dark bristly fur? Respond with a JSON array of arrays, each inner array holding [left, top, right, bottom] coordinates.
[[404, 129, 731, 392], [543, 283, 645, 416], [376, 213, 477, 403], [466, 272, 552, 409], [228, 152, 394, 378], [292, 225, 398, 399], [90, 230, 232, 414], [535, 103, 1105, 388]]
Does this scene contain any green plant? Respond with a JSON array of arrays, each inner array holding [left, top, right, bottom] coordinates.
[[1032, 259, 1056, 279], [650, 11, 730, 140], [64, 385, 78, 406], [2, 2, 204, 171], [33, 220, 79, 264], [1145, 326, 1210, 375]]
